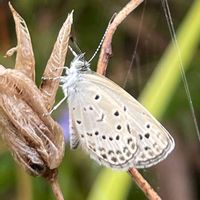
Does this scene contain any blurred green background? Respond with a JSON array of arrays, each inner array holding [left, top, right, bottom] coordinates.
[[0, 0, 200, 200]]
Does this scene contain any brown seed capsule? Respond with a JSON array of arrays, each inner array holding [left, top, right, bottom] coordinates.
[[0, 66, 65, 176], [0, 3, 73, 180]]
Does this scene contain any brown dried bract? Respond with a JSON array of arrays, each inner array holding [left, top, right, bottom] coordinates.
[[5, 3, 35, 81], [0, 66, 64, 176], [0, 2, 73, 181], [40, 10, 73, 111]]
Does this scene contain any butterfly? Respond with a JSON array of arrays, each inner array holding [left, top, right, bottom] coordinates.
[[49, 52, 175, 170]]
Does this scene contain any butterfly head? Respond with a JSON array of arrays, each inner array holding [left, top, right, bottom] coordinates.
[[70, 53, 91, 73]]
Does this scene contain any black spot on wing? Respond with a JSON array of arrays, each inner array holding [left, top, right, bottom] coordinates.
[[95, 131, 99, 135], [101, 154, 107, 159], [145, 133, 150, 139], [146, 124, 151, 129], [116, 135, 120, 140], [89, 106, 93, 110], [102, 135, 106, 140], [76, 120, 81, 124], [97, 113, 104, 122], [127, 138, 133, 144], [111, 157, 117, 162], [114, 110, 119, 116], [87, 132, 93, 137], [127, 124, 131, 134], [94, 94, 100, 100], [109, 137, 113, 141], [116, 125, 122, 130]]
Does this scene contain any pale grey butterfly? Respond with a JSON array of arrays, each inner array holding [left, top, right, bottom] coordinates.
[[48, 46, 175, 170]]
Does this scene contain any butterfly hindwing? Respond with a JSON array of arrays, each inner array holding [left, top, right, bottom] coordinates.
[[68, 72, 174, 169]]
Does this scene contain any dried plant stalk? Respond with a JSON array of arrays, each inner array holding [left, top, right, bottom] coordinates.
[[97, 0, 144, 75]]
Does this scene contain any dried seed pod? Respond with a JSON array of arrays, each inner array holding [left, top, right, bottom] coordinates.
[[0, 96, 47, 176], [0, 4, 73, 179], [0, 66, 64, 176]]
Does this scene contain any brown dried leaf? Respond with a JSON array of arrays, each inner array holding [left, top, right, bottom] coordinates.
[[5, 2, 35, 81], [40, 11, 73, 111]]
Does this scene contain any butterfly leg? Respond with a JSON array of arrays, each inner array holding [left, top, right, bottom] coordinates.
[[47, 95, 68, 115], [41, 76, 61, 81], [43, 95, 68, 116]]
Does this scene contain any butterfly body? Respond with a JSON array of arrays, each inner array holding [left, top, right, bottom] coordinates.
[[59, 54, 175, 170]]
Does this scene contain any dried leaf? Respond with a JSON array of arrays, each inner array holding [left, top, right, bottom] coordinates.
[[6, 2, 35, 81], [40, 11, 73, 111]]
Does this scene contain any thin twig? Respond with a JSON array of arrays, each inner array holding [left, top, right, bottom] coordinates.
[[97, 0, 144, 75], [46, 171, 64, 200], [96, 0, 162, 199], [128, 168, 161, 200], [51, 181, 64, 200]]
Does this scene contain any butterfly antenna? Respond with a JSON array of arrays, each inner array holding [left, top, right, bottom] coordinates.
[[88, 13, 116, 63]]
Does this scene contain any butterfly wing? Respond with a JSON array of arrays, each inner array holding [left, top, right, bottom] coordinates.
[[67, 72, 175, 169]]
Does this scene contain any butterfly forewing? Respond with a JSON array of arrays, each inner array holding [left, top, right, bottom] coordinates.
[[67, 72, 174, 169], [68, 83, 138, 169]]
